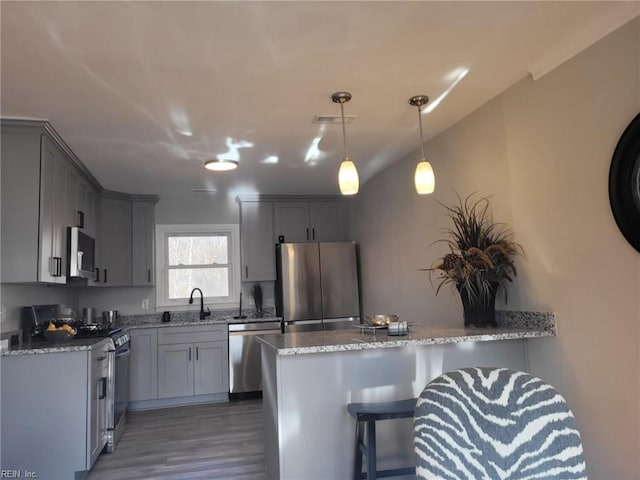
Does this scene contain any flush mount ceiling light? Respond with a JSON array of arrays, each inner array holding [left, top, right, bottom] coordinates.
[[332, 91, 359, 196], [204, 157, 238, 171], [409, 95, 435, 195]]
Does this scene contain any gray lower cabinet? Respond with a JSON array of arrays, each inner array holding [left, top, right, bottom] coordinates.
[[130, 325, 228, 407], [0, 341, 111, 479], [129, 328, 158, 402], [193, 341, 228, 395], [158, 343, 195, 398], [156, 325, 229, 399], [89, 343, 111, 466]]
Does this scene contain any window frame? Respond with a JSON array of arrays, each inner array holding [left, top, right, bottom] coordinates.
[[155, 224, 240, 311]]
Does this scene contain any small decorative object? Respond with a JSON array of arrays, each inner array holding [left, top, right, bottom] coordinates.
[[426, 193, 523, 327], [251, 283, 263, 316]]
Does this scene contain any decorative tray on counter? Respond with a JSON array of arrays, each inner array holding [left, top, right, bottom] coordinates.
[[353, 324, 387, 333], [353, 323, 413, 336]]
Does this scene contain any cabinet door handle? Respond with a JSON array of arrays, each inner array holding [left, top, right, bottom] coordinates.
[[148, 269, 151, 283], [104, 269, 108, 283], [77, 210, 85, 228], [52, 257, 62, 277], [95, 267, 100, 282], [99, 377, 107, 400], [189, 347, 192, 362], [312, 228, 316, 240], [245, 265, 248, 279], [306, 228, 309, 240], [49, 257, 56, 276], [196, 346, 199, 361]]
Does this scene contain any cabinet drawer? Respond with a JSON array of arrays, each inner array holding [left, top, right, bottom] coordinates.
[[157, 325, 227, 345]]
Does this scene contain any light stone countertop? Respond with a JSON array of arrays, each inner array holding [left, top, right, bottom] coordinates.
[[122, 316, 281, 330], [257, 311, 556, 356], [118, 308, 280, 329], [1, 336, 114, 356]]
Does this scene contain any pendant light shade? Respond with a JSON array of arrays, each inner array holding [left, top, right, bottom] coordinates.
[[409, 95, 435, 195], [415, 160, 435, 194], [338, 157, 359, 195], [332, 91, 359, 195]]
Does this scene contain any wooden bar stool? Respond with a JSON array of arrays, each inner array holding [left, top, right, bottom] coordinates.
[[347, 398, 417, 480]]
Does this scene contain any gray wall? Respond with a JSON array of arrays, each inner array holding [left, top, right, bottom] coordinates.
[[1, 192, 243, 326], [77, 192, 242, 315], [155, 192, 239, 225], [348, 18, 639, 478]]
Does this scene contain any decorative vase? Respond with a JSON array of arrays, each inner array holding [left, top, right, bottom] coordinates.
[[457, 283, 498, 328]]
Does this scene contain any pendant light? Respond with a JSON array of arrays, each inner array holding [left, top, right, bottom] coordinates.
[[204, 157, 239, 171], [332, 91, 359, 195], [409, 95, 435, 194]]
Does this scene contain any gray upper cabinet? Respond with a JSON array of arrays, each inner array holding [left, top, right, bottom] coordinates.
[[237, 196, 347, 284], [274, 202, 309, 243], [240, 201, 275, 281], [40, 137, 69, 284], [96, 193, 157, 287], [274, 200, 346, 243], [308, 202, 347, 242], [1, 119, 157, 287], [0, 121, 95, 284], [132, 199, 156, 286], [98, 194, 132, 286], [74, 176, 100, 239]]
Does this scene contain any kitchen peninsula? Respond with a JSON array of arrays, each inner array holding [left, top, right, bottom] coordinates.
[[258, 311, 556, 480]]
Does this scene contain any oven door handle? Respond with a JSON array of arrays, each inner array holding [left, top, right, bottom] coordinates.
[[115, 347, 131, 358]]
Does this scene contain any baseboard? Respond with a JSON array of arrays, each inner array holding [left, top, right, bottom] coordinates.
[[129, 392, 229, 411]]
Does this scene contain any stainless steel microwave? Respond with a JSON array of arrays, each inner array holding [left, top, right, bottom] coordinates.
[[67, 226, 96, 281]]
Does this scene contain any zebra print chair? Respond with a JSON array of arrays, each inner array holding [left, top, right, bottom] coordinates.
[[414, 367, 587, 479]]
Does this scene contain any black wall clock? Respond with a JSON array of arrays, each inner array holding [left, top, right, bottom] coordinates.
[[609, 112, 640, 253]]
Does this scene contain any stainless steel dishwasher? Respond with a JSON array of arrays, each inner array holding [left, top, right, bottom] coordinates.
[[228, 320, 282, 399]]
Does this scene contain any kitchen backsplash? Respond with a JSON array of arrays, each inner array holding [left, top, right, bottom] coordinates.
[[119, 306, 276, 326]]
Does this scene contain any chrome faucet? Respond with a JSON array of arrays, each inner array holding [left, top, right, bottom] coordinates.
[[188, 288, 210, 320]]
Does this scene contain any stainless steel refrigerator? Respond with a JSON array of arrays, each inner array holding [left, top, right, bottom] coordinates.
[[275, 242, 361, 332]]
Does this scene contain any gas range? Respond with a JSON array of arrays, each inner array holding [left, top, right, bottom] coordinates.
[[75, 325, 122, 338], [75, 325, 130, 348]]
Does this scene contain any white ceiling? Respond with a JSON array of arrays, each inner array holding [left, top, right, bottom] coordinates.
[[1, 1, 636, 198]]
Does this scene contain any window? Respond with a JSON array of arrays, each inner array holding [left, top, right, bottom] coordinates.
[[155, 224, 240, 309]]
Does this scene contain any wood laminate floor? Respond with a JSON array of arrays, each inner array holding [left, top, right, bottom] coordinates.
[[88, 399, 265, 480]]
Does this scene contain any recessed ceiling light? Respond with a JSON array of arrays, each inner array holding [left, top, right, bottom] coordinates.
[[204, 158, 239, 171]]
